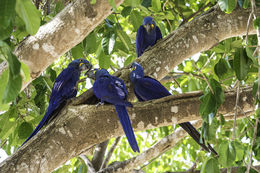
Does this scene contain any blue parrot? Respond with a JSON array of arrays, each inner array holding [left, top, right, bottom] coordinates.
[[136, 16, 162, 57], [129, 62, 218, 155], [90, 69, 140, 152], [22, 59, 92, 146]]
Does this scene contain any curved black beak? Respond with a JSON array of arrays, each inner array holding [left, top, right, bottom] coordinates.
[[85, 68, 98, 80], [80, 62, 92, 72]]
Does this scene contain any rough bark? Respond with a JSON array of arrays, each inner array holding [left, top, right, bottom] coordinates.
[[164, 165, 260, 173], [0, 0, 124, 91], [0, 87, 255, 173]]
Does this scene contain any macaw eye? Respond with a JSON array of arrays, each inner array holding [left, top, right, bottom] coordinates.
[[80, 59, 82, 62]]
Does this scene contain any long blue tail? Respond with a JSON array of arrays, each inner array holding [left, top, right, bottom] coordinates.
[[115, 105, 140, 152], [21, 107, 53, 146], [179, 122, 218, 156]]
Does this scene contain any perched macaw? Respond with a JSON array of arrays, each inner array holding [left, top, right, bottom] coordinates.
[[129, 62, 218, 156], [22, 59, 92, 146], [136, 16, 162, 57], [89, 69, 140, 152]]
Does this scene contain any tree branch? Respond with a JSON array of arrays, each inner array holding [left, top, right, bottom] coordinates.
[[164, 165, 260, 173], [92, 140, 109, 171], [0, 87, 255, 172]]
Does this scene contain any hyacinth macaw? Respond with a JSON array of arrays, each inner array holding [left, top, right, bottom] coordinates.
[[129, 62, 218, 155], [136, 16, 162, 57], [89, 68, 140, 152], [22, 59, 92, 146]]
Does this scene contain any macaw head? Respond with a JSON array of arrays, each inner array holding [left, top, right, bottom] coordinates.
[[130, 62, 144, 83], [69, 59, 92, 72], [85, 68, 110, 80], [143, 16, 156, 33]]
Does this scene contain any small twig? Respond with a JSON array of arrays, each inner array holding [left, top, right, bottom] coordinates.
[[245, 12, 253, 44], [110, 65, 117, 73], [232, 81, 240, 140], [179, 2, 212, 26], [0, 140, 7, 148], [246, 118, 259, 173], [80, 155, 97, 173], [100, 137, 121, 169], [237, 106, 255, 127], [192, 61, 214, 94]]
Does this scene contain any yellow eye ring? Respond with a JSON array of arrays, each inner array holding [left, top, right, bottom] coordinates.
[[131, 66, 137, 71], [151, 24, 154, 28]]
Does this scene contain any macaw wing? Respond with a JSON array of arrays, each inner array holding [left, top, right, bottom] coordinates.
[[95, 76, 128, 105], [136, 25, 145, 57], [49, 67, 77, 107], [135, 76, 171, 101], [155, 26, 162, 41]]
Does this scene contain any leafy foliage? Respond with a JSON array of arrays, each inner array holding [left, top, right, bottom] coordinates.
[[0, 0, 259, 172]]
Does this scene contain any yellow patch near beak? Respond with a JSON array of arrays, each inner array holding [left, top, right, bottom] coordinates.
[[80, 63, 84, 67], [151, 24, 154, 29]]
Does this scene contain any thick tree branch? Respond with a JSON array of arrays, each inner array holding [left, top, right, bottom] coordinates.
[[97, 114, 249, 173], [0, 0, 124, 91], [164, 165, 260, 173], [0, 87, 255, 173]]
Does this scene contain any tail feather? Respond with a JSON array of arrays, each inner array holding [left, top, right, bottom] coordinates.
[[179, 122, 218, 156], [115, 105, 140, 152]]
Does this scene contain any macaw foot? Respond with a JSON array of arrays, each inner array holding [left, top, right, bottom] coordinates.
[[96, 102, 104, 107]]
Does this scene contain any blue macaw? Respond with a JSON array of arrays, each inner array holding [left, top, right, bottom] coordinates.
[[22, 59, 92, 146], [129, 62, 218, 155], [136, 16, 162, 57], [90, 69, 140, 152]]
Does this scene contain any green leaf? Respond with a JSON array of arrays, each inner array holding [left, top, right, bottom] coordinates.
[[90, 0, 96, 4], [129, 10, 143, 31], [233, 141, 245, 161], [102, 32, 116, 55], [0, 21, 13, 40], [152, 0, 161, 12], [71, 43, 84, 59], [124, 56, 135, 66], [233, 48, 250, 81], [0, 0, 16, 28], [0, 70, 9, 105], [2, 73, 22, 103], [97, 45, 110, 69], [123, 0, 141, 7], [200, 92, 217, 120], [7, 53, 21, 78], [218, 0, 237, 13], [21, 62, 30, 82], [55, 1, 65, 14], [201, 158, 220, 173], [18, 122, 33, 139], [253, 16, 260, 29], [15, 0, 41, 35], [214, 59, 228, 79], [85, 32, 97, 54], [108, 0, 116, 9], [218, 141, 236, 167], [117, 29, 131, 51]]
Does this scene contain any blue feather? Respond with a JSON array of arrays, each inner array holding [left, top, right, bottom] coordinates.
[[22, 59, 92, 146], [93, 69, 140, 152], [136, 17, 162, 57], [130, 62, 218, 156]]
